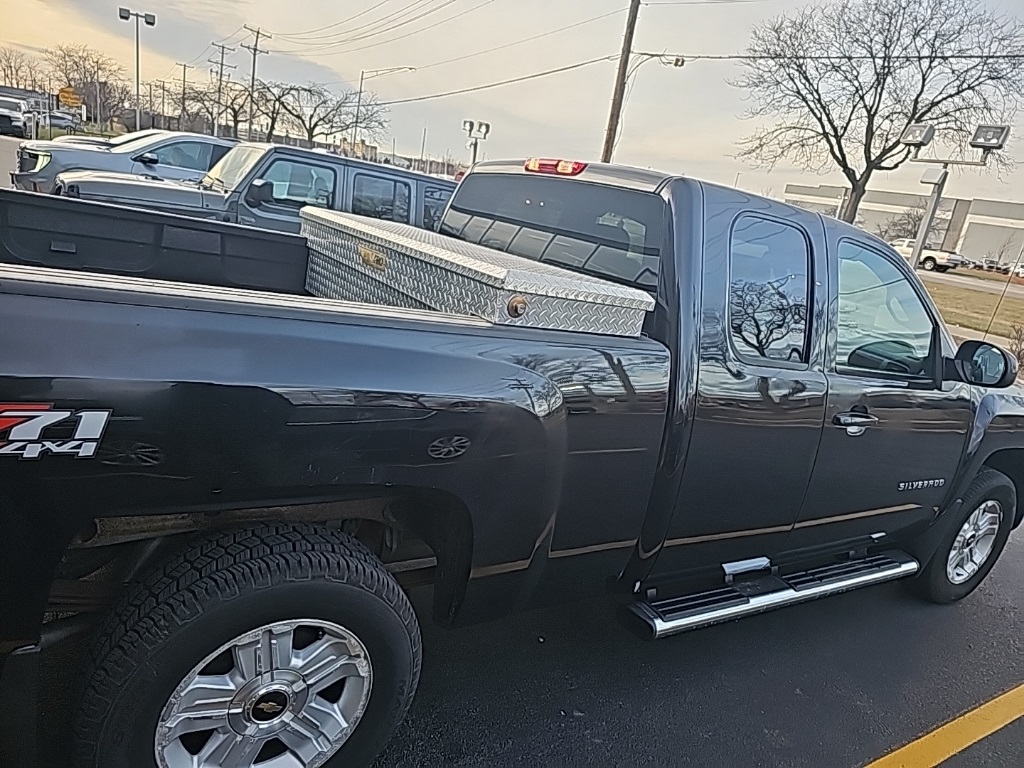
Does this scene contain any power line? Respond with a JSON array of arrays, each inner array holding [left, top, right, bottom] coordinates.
[[412, 7, 626, 72], [270, 0, 393, 39], [638, 52, 1024, 62], [275, 0, 446, 44], [272, 0, 498, 55], [379, 55, 616, 105]]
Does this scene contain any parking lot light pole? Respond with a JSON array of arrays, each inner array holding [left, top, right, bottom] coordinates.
[[119, 7, 157, 132], [900, 123, 1011, 270]]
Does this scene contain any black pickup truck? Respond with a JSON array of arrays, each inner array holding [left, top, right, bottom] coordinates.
[[1, 158, 1023, 768]]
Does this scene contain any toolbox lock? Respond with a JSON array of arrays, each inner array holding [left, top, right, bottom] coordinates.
[[507, 295, 528, 318]]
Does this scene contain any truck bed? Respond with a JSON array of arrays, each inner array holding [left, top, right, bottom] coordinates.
[[0, 188, 310, 294]]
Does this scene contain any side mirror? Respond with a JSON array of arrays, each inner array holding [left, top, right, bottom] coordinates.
[[949, 340, 1018, 388], [245, 178, 275, 207], [137, 152, 158, 165]]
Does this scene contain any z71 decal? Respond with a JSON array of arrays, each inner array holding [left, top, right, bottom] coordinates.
[[0, 403, 111, 460]]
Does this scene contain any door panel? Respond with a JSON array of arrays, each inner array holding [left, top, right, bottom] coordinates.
[[649, 200, 829, 582], [786, 239, 972, 556]]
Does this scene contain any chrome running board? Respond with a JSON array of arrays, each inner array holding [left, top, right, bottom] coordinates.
[[628, 551, 919, 640]]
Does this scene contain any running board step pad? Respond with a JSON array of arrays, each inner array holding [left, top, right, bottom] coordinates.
[[628, 551, 919, 640]]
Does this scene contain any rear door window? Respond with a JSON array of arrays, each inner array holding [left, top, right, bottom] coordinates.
[[423, 185, 454, 230], [439, 173, 664, 291], [352, 174, 411, 223]]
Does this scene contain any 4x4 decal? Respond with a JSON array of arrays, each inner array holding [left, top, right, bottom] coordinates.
[[0, 403, 111, 459]]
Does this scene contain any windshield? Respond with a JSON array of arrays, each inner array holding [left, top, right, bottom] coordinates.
[[201, 145, 266, 191], [0, 99, 23, 112], [439, 173, 665, 291]]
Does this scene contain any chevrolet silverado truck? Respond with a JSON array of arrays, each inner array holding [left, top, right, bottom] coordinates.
[[2, 157, 1023, 768]]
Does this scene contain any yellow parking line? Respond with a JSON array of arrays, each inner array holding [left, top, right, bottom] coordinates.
[[866, 681, 1024, 768]]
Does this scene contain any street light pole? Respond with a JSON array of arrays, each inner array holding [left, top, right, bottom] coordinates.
[[350, 66, 415, 151], [909, 165, 949, 271], [119, 8, 156, 132]]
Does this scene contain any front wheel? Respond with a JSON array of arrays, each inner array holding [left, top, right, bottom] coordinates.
[[73, 524, 422, 768], [909, 468, 1016, 604]]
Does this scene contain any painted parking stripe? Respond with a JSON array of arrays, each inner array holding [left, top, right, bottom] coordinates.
[[866, 681, 1024, 767]]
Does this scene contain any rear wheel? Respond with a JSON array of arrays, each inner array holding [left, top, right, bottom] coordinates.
[[73, 524, 421, 768], [921, 257, 937, 271], [909, 468, 1015, 604]]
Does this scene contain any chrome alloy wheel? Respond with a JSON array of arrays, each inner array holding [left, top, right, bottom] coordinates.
[[155, 619, 372, 768], [946, 500, 1003, 586]]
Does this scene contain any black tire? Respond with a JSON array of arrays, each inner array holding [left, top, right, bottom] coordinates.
[[73, 523, 421, 768], [908, 468, 1016, 604], [921, 257, 937, 271]]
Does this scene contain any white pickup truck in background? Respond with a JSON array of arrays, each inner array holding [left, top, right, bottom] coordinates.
[[888, 238, 964, 272]]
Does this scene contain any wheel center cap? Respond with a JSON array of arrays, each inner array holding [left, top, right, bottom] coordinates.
[[249, 689, 291, 723]]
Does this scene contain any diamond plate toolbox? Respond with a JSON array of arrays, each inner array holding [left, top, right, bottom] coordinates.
[[300, 208, 655, 337]]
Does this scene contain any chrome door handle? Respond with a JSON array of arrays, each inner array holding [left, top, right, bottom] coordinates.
[[833, 411, 878, 435]]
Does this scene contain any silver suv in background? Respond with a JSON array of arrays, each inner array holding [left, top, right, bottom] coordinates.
[[53, 142, 458, 233], [11, 130, 237, 193]]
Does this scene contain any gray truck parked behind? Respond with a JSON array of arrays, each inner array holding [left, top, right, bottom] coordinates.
[[53, 142, 458, 233]]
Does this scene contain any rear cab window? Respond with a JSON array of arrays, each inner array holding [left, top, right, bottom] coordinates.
[[439, 173, 664, 292]]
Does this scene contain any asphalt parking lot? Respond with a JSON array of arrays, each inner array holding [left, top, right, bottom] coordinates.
[[4, 133, 1023, 766]]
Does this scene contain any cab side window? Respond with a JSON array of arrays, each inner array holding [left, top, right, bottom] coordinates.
[[423, 185, 453, 231], [263, 160, 336, 208], [728, 216, 812, 365], [352, 174, 411, 223], [836, 241, 935, 377]]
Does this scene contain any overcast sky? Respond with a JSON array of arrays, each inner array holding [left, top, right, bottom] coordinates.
[[4, 0, 1023, 204]]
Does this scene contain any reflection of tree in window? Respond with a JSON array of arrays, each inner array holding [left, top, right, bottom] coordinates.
[[728, 217, 810, 363], [353, 175, 411, 223]]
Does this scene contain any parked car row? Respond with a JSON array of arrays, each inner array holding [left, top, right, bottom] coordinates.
[[11, 128, 458, 233]]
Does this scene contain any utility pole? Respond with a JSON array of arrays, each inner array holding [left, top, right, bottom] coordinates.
[[156, 79, 168, 128], [175, 62, 194, 129], [242, 26, 271, 140], [601, 0, 642, 163], [419, 126, 427, 172], [209, 42, 237, 137], [147, 81, 154, 128]]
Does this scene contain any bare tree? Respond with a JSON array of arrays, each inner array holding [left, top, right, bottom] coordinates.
[[876, 204, 928, 241], [221, 82, 250, 138], [184, 82, 218, 134], [280, 84, 388, 146], [734, 0, 1024, 223], [249, 80, 294, 141], [44, 44, 128, 126], [0, 47, 39, 89]]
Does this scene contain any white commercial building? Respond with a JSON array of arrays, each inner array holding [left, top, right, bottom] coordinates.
[[784, 184, 1024, 265]]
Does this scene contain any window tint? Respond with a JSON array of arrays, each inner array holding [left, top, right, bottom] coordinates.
[[263, 160, 336, 207], [728, 216, 811, 364], [151, 141, 214, 171], [423, 185, 453, 231], [836, 241, 934, 376], [439, 173, 663, 291], [352, 174, 411, 223]]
